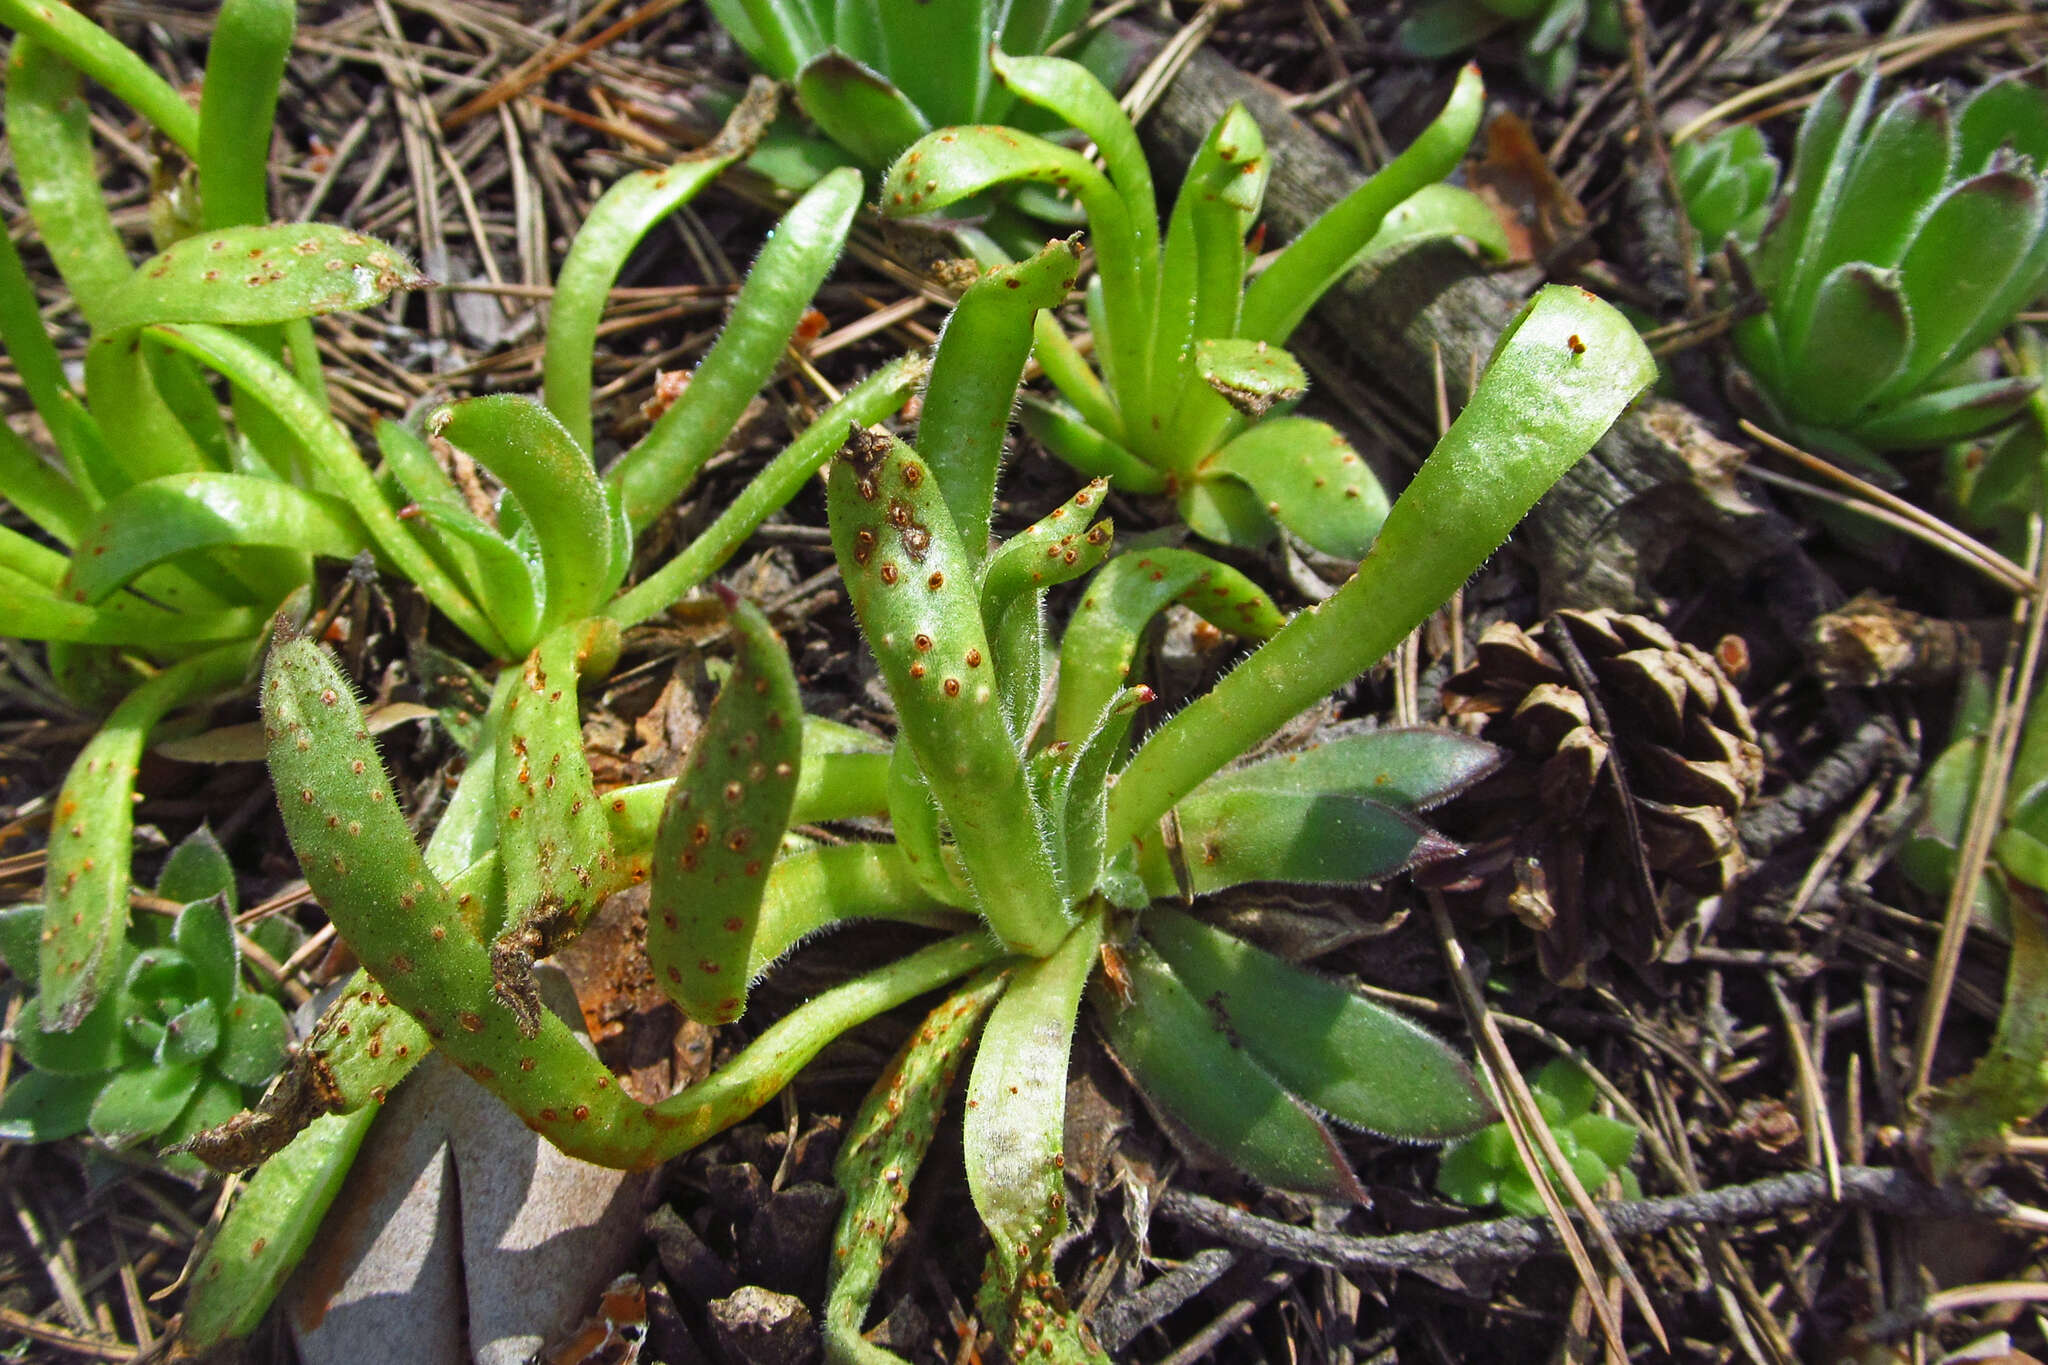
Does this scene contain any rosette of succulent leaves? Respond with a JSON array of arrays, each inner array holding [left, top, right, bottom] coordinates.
[[214, 230, 1652, 1359], [879, 54, 1509, 564], [1436, 1058, 1639, 1217], [1673, 64, 2048, 475], [1396, 0, 1623, 105]]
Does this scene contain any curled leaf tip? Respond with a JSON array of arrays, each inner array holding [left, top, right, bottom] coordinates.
[[711, 581, 741, 611]]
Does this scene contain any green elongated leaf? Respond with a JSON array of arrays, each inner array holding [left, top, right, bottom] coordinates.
[[82, 335, 216, 492], [0, 905, 42, 984], [1195, 338, 1307, 418], [99, 225, 426, 334], [0, 0, 200, 154], [704, 0, 823, 79], [1032, 311, 1126, 444], [1152, 104, 1267, 455], [794, 50, 930, 168], [1053, 684, 1151, 905], [1054, 547, 1285, 744], [1143, 908, 1492, 1140], [1107, 285, 1654, 851], [1136, 790, 1456, 895], [0, 417, 89, 548], [542, 81, 771, 453], [875, 0, 994, 129], [429, 396, 614, 638], [11, 994, 131, 1076], [38, 642, 252, 1029], [1786, 263, 1913, 426], [66, 472, 366, 606], [1926, 884, 2048, 1178], [1198, 728, 1504, 808], [0, 1069, 103, 1143], [178, 1107, 376, 1350], [978, 479, 1113, 637], [1096, 939, 1366, 1200], [173, 897, 240, 1008], [1199, 415, 1389, 559], [0, 572, 264, 646], [0, 228, 89, 528], [830, 429, 1071, 954], [648, 595, 804, 1025], [964, 911, 1100, 1305], [374, 420, 542, 649], [1240, 63, 1484, 345], [89, 1062, 204, 1143], [148, 321, 504, 653], [1959, 70, 2048, 175], [920, 236, 1082, 554], [0, 522, 67, 588], [1798, 90, 1954, 296], [215, 992, 290, 1087], [1854, 375, 2039, 450], [610, 167, 862, 533], [888, 739, 974, 908], [1356, 182, 1512, 265], [1877, 171, 2046, 404], [1395, 0, 1510, 57], [8, 35, 134, 328], [607, 352, 925, 628], [199, 0, 293, 229], [1751, 63, 1877, 306], [159, 998, 222, 1066], [827, 969, 1008, 1365], [1017, 397, 1168, 493]]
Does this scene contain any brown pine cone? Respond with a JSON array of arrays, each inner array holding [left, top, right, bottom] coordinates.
[[1439, 609, 1764, 982]]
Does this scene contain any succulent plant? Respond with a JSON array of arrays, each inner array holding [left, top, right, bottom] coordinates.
[[1679, 64, 2048, 466], [1397, 0, 1624, 104], [0, 829, 289, 1177], [1670, 123, 1780, 256], [881, 54, 1506, 562], [1436, 1057, 1640, 1215]]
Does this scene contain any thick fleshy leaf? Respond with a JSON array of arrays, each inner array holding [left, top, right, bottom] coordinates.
[[158, 825, 237, 909], [12, 994, 131, 1076], [1787, 263, 1912, 426], [0, 1069, 105, 1143], [1395, 0, 1510, 58], [1195, 338, 1307, 418], [1196, 728, 1504, 809], [66, 472, 363, 606], [197, 0, 294, 231], [1095, 940, 1365, 1200], [1143, 909, 1492, 1140], [978, 479, 1112, 636], [0, 903, 44, 984], [702, 0, 823, 79], [1137, 790, 1456, 895], [989, 51, 1159, 274], [158, 997, 222, 1066], [1855, 375, 2039, 450], [795, 50, 930, 168], [173, 897, 241, 1008], [375, 420, 542, 649], [215, 991, 291, 1086], [1799, 90, 1953, 289], [1018, 397, 1168, 493], [1878, 170, 2044, 403], [88, 1062, 204, 1142], [1751, 63, 1876, 304], [1354, 183, 1511, 265], [1200, 415, 1388, 558], [1925, 887, 2048, 1178], [1958, 70, 2048, 175], [98, 224, 426, 334]]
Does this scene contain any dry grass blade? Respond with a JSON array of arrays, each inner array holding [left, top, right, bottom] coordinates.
[[1763, 974, 1841, 1200], [442, 0, 686, 131], [1911, 518, 2048, 1092], [1426, 893, 1668, 1357]]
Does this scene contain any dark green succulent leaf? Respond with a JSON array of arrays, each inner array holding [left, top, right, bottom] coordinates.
[[1196, 727, 1504, 810], [125, 1014, 167, 1058], [1789, 263, 1913, 425], [978, 479, 1111, 637], [1144, 908, 1492, 1140], [66, 472, 367, 607], [0, 904, 43, 984], [1878, 170, 2046, 405], [1139, 790, 1459, 896], [157, 825, 236, 911], [794, 50, 930, 168], [12, 993, 130, 1076], [127, 946, 200, 1012], [1753, 63, 1878, 303], [215, 991, 290, 1086], [1356, 183, 1511, 265], [1018, 398, 1169, 493], [1200, 416, 1389, 559], [97, 224, 427, 334], [375, 419, 542, 647], [1433, 1122, 1509, 1205], [172, 898, 240, 1008], [1395, 0, 1511, 58], [1195, 339, 1308, 419], [1531, 1056, 1595, 1122], [1958, 69, 2048, 175], [88, 1061, 204, 1143], [1572, 1111, 1640, 1169], [1095, 940, 1367, 1201], [1855, 375, 2039, 450], [1177, 473, 1276, 552], [1801, 89, 1954, 293], [703, 0, 823, 80], [0, 1069, 105, 1143], [1925, 886, 2048, 1178], [158, 996, 221, 1066]]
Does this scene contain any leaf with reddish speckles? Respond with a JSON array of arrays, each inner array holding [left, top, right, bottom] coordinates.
[[1200, 416, 1389, 559], [647, 596, 803, 1025], [97, 224, 427, 334]]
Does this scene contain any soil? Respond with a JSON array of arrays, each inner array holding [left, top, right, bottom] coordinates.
[[3, 2, 2047, 1362]]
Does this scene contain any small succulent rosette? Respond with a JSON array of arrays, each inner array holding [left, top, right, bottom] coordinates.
[[1679, 65, 2048, 466], [1436, 1057, 1640, 1216], [1398, 0, 1623, 103]]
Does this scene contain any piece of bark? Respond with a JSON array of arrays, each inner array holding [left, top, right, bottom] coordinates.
[[1140, 45, 1810, 613]]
